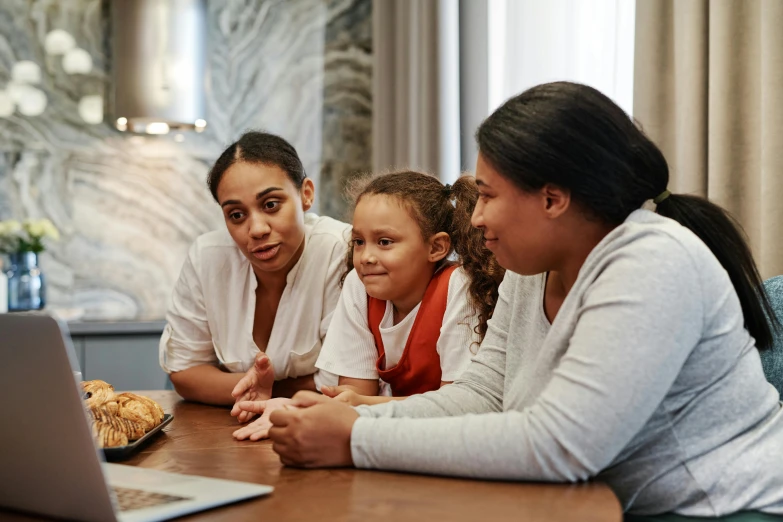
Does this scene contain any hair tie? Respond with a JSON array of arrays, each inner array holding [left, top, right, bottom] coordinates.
[[443, 183, 453, 196], [653, 190, 671, 205]]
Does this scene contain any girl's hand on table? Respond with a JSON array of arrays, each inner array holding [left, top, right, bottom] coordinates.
[[321, 385, 364, 406], [232, 397, 295, 441]]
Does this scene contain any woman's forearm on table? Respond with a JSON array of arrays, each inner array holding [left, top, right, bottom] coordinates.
[[169, 365, 243, 406]]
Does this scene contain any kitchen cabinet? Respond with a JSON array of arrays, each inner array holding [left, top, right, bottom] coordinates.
[[67, 321, 171, 391]]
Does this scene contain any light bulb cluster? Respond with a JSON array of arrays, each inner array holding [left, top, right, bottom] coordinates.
[[0, 29, 99, 122], [0, 61, 47, 117]]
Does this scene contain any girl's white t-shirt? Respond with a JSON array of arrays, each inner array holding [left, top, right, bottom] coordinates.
[[315, 267, 479, 393], [159, 213, 349, 390]]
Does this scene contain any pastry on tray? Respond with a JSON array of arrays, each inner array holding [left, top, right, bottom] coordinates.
[[115, 392, 165, 430], [82, 379, 115, 409], [81, 380, 166, 448]]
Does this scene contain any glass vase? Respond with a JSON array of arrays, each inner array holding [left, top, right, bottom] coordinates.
[[7, 251, 46, 311]]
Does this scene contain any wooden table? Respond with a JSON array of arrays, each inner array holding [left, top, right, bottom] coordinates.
[[6, 391, 623, 521]]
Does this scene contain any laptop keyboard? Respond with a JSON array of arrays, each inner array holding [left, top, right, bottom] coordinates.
[[112, 486, 192, 512]]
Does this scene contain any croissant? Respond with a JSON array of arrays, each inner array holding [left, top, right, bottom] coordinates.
[[114, 394, 156, 431], [89, 406, 146, 440], [116, 393, 165, 424], [82, 381, 166, 448], [82, 380, 115, 409], [92, 421, 129, 448]]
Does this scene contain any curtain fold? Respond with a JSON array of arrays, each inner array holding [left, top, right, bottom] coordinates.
[[372, 0, 460, 180], [634, 0, 783, 278]]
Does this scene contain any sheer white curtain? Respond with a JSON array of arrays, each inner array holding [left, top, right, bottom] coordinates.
[[488, 0, 635, 114], [461, 0, 635, 170]]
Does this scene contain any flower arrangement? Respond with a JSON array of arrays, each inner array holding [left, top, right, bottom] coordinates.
[[0, 218, 60, 254]]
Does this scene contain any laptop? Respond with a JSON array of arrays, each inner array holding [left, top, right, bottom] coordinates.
[[0, 313, 273, 522]]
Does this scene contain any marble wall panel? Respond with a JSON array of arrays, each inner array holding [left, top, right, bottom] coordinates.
[[0, 0, 371, 320]]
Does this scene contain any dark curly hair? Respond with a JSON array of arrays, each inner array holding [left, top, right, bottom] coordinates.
[[343, 170, 505, 344]]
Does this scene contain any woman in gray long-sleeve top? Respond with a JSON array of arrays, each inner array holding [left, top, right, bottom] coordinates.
[[248, 82, 783, 517]]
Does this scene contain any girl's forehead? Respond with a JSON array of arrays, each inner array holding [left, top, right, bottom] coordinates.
[[354, 194, 420, 230]]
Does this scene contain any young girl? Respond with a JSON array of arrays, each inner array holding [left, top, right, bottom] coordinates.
[[313, 171, 504, 406], [158, 131, 348, 426], [259, 83, 783, 517]]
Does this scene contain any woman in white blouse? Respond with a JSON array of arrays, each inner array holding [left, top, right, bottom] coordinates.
[[159, 131, 349, 412]]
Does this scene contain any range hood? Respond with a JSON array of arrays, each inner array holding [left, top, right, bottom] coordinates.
[[111, 0, 207, 134]]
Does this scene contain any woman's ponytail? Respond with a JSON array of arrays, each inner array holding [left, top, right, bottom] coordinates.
[[656, 194, 779, 350]]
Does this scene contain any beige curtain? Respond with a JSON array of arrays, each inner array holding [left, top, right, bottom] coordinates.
[[634, 0, 783, 278], [372, 0, 460, 181]]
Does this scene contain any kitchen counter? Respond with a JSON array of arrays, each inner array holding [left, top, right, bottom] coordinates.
[[66, 320, 169, 390], [66, 320, 167, 336]]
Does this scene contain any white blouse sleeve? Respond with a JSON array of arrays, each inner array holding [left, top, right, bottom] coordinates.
[[319, 237, 349, 341], [314, 238, 351, 390], [436, 268, 480, 381], [158, 243, 218, 373], [315, 269, 379, 380]]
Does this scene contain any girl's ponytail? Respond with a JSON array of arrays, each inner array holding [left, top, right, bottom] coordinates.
[[450, 176, 505, 343]]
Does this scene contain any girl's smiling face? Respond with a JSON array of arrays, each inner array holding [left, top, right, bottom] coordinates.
[[351, 194, 448, 309]]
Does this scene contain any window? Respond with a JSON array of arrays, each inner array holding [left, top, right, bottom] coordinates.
[[460, 0, 635, 170]]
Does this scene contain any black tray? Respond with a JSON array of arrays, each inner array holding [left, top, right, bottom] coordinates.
[[102, 413, 173, 461]]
